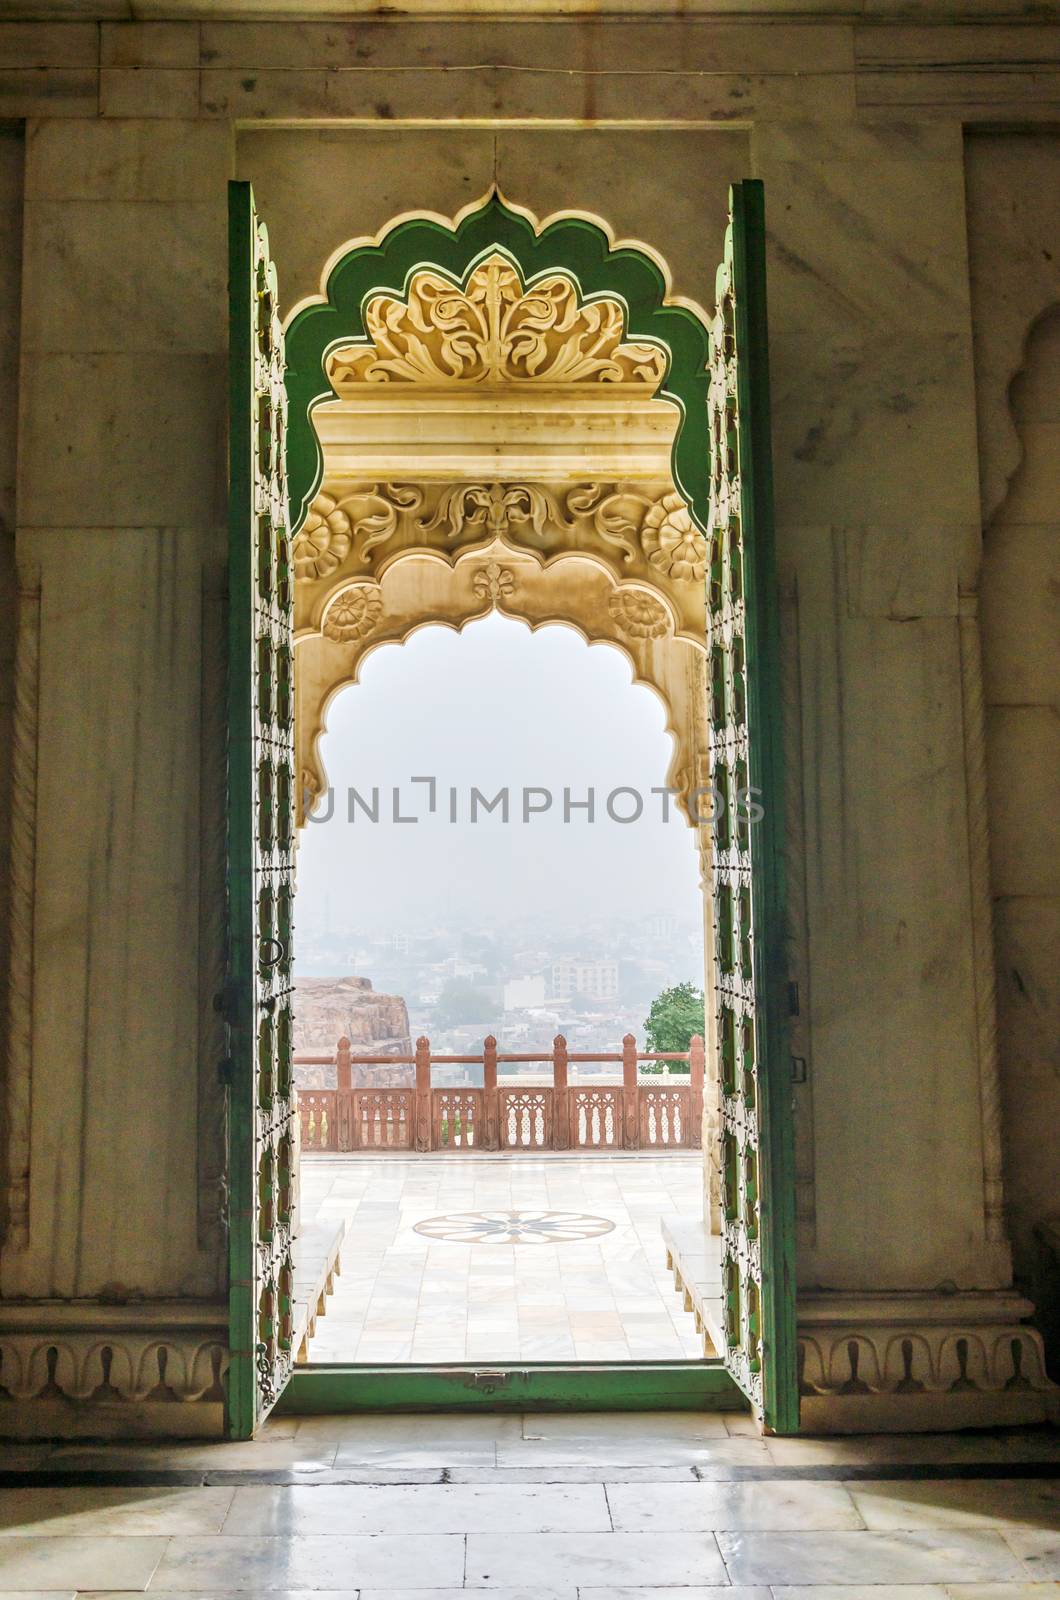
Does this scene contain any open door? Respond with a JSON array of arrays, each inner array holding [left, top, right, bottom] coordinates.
[[225, 181, 297, 1438], [709, 182, 799, 1434]]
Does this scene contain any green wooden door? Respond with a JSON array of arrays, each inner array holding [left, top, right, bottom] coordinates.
[[226, 181, 297, 1439], [708, 182, 798, 1435]]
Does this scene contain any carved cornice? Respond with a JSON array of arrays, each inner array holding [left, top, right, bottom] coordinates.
[[295, 479, 706, 647], [0, 1332, 227, 1406], [326, 254, 667, 394], [797, 1292, 1057, 1427], [0, 1304, 229, 1426]]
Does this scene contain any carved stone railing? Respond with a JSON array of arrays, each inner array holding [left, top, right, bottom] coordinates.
[[295, 1033, 704, 1155]]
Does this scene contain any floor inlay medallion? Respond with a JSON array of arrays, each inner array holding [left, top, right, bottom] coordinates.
[[413, 1208, 616, 1244]]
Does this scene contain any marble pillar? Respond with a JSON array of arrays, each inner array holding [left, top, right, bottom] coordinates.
[[1, 120, 233, 1436]]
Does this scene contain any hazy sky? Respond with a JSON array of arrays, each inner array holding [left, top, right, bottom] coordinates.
[[296, 614, 702, 933]]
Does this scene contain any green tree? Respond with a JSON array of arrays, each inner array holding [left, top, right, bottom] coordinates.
[[642, 981, 705, 1072]]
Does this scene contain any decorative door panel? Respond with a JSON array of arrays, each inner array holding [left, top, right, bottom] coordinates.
[[707, 182, 798, 1435], [226, 181, 297, 1438]]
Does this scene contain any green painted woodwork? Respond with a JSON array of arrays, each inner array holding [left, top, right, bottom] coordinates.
[[709, 183, 798, 1435], [278, 1362, 746, 1415], [227, 181, 799, 1431], [226, 181, 298, 1441], [283, 194, 715, 539]]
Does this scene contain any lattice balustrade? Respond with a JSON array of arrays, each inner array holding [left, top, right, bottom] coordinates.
[[500, 1089, 551, 1150], [353, 1090, 413, 1150], [639, 1086, 689, 1147], [297, 1090, 337, 1152], [293, 1033, 704, 1154], [572, 1087, 622, 1148], [433, 1089, 483, 1150]]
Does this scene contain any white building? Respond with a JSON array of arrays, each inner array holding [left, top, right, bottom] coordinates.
[[503, 975, 547, 1010], [549, 959, 620, 1002]]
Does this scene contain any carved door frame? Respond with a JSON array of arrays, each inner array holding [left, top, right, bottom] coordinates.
[[228, 186, 797, 1433]]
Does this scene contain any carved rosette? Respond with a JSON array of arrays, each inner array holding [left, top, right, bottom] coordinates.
[[322, 585, 385, 642], [642, 492, 707, 583], [326, 254, 667, 391], [293, 493, 352, 580], [607, 587, 671, 640]]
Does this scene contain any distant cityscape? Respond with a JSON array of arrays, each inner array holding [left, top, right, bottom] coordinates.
[[294, 907, 704, 1056]]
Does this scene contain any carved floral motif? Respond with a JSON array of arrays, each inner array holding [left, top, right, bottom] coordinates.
[[566, 485, 644, 565], [326, 255, 667, 391], [607, 588, 671, 640], [295, 486, 426, 581], [322, 586, 384, 642], [420, 482, 570, 543], [293, 494, 352, 581], [641, 492, 707, 583], [340, 484, 424, 566], [471, 562, 517, 603]]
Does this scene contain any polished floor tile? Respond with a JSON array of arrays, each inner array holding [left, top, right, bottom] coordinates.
[[0, 1535, 166, 1591], [223, 1481, 610, 1534], [0, 1592, 78, 1600], [772, 1588, 949, 1600], [359, 1591, 573, 1600], [946, 1586, 1060, 1598], [466, 1529, 730, 1587], [1001, 1527, 1060, 1577], [584, 1590, 771, 1600], [44, 1440, 339, 1472], [718, 1528, 1025, 1584], [606, 1478, 865, 1530], [849, 1477, 1060, 1532], [302, 1153, 709, 1363], [88, 1593, 363, 1600], [0, 1485, 234, 1537], [324, 1412, 522, 1468], [149, 1532, 465, 1590]]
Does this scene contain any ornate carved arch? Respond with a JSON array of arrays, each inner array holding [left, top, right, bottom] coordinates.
[[283, 192, 716, 540], [291, 198, 715, 825], [296, 540, 709, 828]]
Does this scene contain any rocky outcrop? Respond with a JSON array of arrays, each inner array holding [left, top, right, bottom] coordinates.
[[294, 977, 413, 1086]]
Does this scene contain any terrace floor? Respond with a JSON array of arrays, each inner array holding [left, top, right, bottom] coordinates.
[[300, 1152, 708, 1364]]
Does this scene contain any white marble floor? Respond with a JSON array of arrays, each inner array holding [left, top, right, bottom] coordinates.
[[299, 1153, 707, 1364], [0, 1414, 1058, 1595]]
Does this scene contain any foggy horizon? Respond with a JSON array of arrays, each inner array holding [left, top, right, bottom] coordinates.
[[295, 613, 704, 941]]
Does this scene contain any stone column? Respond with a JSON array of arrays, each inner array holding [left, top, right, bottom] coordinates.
[[0, 116, 233, 1437]]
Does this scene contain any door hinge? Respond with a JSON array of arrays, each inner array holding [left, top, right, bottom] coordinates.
[[466, 1370, 511, 1394], [787, 981, 800, 1017], [790, 1056, 807, 1084]]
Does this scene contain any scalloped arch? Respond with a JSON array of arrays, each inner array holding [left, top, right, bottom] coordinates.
[[306, 609, 692, 825], [297, 543, 708, 829], [283, 191, 715, 540]]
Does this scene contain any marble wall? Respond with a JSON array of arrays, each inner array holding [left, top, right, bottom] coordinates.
[[0, 14, 1056, 1432], [0, 124, 22, 1183], [966, 132, 1060, 1293], [751, 121, 1003, 1294], [2, 120, 234, 1302]]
